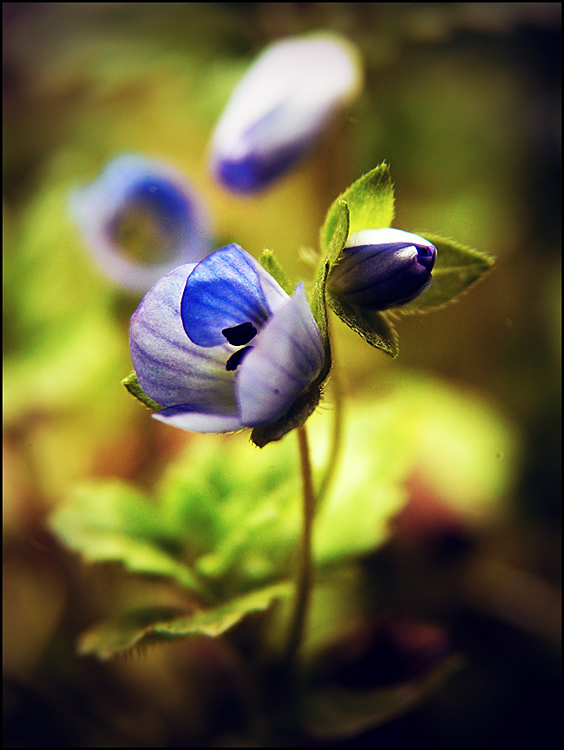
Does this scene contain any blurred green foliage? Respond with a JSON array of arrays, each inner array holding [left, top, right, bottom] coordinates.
[[3, 3, 560, 747]]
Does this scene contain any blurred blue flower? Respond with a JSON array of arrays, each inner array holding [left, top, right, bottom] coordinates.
[[209, 33, 362, 194], [328, 229, 437, 310], [70, 155, 211, 293], [130, 244, 325, 433]]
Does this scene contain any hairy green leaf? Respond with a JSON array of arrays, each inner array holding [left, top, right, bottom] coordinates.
[[327, 291, 399, 358], [320, 163, 394, 253]]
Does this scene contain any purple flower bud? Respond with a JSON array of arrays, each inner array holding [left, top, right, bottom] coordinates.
[[209, 33, 362, 194], [328, 229, 437, 310], [70, 155, 211, 293]]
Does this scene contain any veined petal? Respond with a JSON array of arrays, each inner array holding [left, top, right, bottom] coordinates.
[[181, 244, 288, 347], [130, 264, 237, 412], [152, 406, 243, 434], [236, 283, 325, 427], [70, 154, 211, 292], [209, 33, 363, 193]]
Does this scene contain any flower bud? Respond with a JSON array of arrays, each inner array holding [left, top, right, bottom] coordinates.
[[328, 228, 437, 310], [209, 33, 362, 194]]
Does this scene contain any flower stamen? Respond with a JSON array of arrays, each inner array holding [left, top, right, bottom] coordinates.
[[222, 322, 258, 346], [225, 346, 254, 371]]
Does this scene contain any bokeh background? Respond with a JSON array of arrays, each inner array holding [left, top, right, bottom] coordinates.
[[3, 3, 561, 747]]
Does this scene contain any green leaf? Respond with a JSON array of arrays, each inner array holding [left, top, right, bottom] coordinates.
[[327, 291, 399, 358], [49, 480, 211, 598], [302, 656, 462, 739], [122, 370, 163, 412], [397, 234, 495, 315], [79, 582, 292, 659], [258, 249, 294, 296], [320, 163, 394, 254]]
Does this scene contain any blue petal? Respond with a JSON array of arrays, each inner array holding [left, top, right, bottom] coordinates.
[[236, 283, 325, 426], [181, 245, 288, 347], [130, 264, 237, 412], [70, 154, 211, 293]]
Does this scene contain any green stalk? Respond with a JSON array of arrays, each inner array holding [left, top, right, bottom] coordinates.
[[284, 424, 316, 669]]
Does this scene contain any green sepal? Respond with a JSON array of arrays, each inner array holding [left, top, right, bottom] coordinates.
[[397, 234, 496, 315], [258, 248, 294, 296], [78, 582, 292, 659], [327, 291, 399, 358], [122, 370, 163, 412], [320, 162, 394, 254]]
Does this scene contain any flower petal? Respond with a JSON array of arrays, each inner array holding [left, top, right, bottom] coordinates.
[[209, 33, 362, 193], [70, 154, 211, 292], [152, 406, 243, 434], [130, 264, 237, 412], [181, 244, 288, 347], [236, 283, 325, 426]]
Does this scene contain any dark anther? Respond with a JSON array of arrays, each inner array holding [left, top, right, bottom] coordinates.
[[222, 321, 257, 346], [226, 346, 253, 371]]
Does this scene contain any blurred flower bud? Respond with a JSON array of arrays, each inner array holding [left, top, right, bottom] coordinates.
[[328, 228, 437, 310], [70, 155, 211, 293], [209, 33, 363, 194]]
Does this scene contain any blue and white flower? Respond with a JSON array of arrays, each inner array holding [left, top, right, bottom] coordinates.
[[328, 229, 437, 310], [209, 33, 362, 194], [130, 244, 325, 433], [70, 154, 211, 293]]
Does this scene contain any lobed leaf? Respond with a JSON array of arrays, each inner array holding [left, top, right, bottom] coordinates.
[[49, 480, 211, 597], [79, 582, 292, 659]]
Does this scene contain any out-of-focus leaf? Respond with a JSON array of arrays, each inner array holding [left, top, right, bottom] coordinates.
[[49, 480, 211, 598], [302, 656, 462, 739], [79, 582, 292, 659]]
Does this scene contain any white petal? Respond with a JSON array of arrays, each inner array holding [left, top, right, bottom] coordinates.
[[346, 228, 436, 250], [152, 408, 243, 434], [236, 284, 325, 427]]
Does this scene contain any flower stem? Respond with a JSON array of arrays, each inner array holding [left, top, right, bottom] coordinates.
[[316, 333, 344, 507], [284, 424, 316, 669]]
